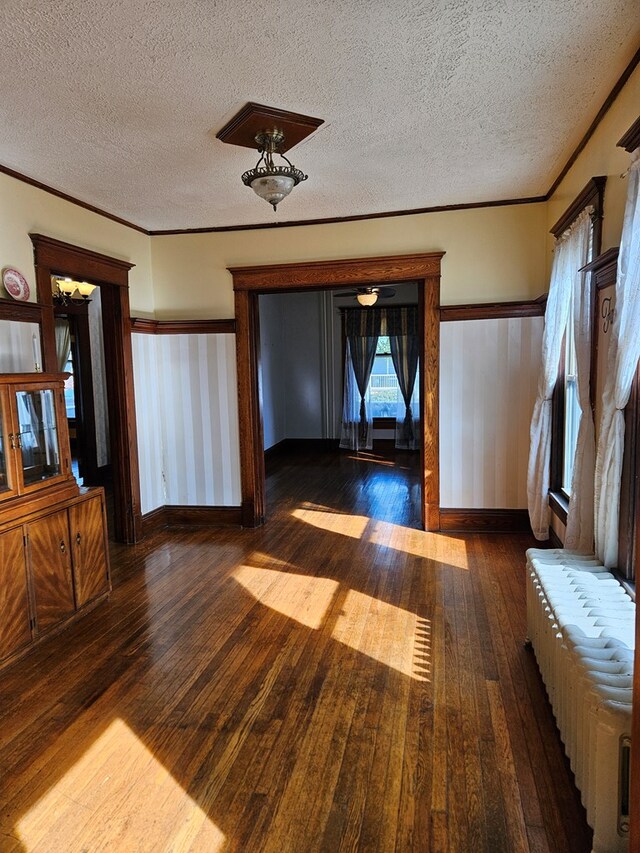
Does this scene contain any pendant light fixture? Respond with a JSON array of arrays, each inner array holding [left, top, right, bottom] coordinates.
[[216, 104, 323, 213], [241, 129, 307, 211]]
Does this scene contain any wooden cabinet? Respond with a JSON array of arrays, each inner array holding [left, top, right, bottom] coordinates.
[[29, 509, 76, 632], [0, 527, 31, 660], [69, 496, 109, 607], [0, 373, 110, 669]]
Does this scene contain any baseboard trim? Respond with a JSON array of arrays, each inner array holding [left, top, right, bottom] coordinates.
[[264, 438, 340, 457], [439, 508, 531, 533], [142, 504, 242, 534], [548, 527, 564, 548]]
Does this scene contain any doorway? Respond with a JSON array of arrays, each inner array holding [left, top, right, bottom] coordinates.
[[230, 252, 444, 531], [30, 234, 142, 543]]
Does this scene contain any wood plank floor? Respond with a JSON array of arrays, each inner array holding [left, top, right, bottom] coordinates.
[[0, 448, 591, 852]]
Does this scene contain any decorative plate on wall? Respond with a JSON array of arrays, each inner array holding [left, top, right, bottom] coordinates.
[[2, 267, 30, 301]]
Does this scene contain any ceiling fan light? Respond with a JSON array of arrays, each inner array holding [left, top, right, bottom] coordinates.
[[357, 291, 378, 307]]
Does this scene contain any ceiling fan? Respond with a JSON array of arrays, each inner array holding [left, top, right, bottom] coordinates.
[[338, 286, 396, 306]]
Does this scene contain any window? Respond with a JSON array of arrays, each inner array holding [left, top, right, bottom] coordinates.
[[369, 336, 402, 419], [63, 353, 76, 419], [550, 177, 604, 509], [561, 291, 581, 495]]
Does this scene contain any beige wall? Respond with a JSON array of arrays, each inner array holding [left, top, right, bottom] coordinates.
[[151, 202, 548, 319], [0, 172, 154, 315], [546, 63, 640, 266]]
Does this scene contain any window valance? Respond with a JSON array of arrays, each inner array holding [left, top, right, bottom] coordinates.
[[343, 306, 418, 337]]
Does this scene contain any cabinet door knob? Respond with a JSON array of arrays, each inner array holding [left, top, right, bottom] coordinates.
[[76, 532, 82, 546], [60, 540, 66, 554]]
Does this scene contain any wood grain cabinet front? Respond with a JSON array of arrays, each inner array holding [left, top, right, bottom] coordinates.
[[28, 509, 76, 633], [70, 495, 109, 607], [0, 527, 32, 660]]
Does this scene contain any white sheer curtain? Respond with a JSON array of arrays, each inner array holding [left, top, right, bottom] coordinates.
[[594, 152, 640, 567], [339, 341, 373, 451], [527, 208, 593, 540], [564, 215, 596, 551], [54, 319, 71, 371], [394, 371, 420, 449]]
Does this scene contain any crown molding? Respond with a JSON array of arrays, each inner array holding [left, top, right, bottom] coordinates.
[[0, 164, 149, 234], [1, 48, 638, 235], [618, 115, 640, 153]]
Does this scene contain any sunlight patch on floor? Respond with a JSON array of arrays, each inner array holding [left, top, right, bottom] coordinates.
[[16, 718, 226, 853], [291, 507, 370, 539], [233, 565, 339, 630], [332, 589, 431, 682], [234, 565, 431, 682]]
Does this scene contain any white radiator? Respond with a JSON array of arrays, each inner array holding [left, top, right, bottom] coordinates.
[[526, 548, 635, 853]]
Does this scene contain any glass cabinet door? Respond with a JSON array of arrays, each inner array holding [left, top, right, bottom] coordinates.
[[15, 389, 62, 487], [0, 391, 18, 500]]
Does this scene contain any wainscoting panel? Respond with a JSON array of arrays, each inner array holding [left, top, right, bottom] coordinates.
[[439, 316, 543, 508], [132, 332, 241, 514], [132, 333, 165, 514]]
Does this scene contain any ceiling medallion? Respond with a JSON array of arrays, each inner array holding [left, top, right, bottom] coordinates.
[[241, 129, 307, 211]]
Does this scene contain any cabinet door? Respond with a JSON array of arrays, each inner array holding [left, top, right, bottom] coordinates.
[[0, 388, 19, 503], [0, 527, 32, 660], [70, 496, 109, 607], [28, 510, 75, 632]]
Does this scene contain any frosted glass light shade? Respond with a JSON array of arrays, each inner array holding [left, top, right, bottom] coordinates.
[[250, 174, 295, 209], [357, 292, 378, 306], [76, 281, 97, 298]]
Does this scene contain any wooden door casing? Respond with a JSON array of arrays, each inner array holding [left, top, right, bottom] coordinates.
[[70, 496, 109, 607], [0, 527, 31, 660], [28, 510, 75, 632]]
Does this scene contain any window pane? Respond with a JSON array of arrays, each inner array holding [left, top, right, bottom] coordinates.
[[562, 310, 581, 494], [369, 354, 400, 417]]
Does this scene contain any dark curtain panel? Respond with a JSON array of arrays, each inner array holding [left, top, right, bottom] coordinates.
[[390, 334, 419, 446], [347, 335, 378, 444]]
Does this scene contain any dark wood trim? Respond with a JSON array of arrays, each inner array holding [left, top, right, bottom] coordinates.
[[230, 253, 444, 292], [618, 114, 640, 153], [373, 417, 396, 429], [216, 102, 324, 152], [548, 527, 564, 549], [230, 252, 442, 532], [0, 298, 45, 324], [439, 508, 531, 533], [31, 234, 134, 283], [548, 491, 568, 525], [149, 196, 547, 236], [440, 295, 547, 321], [141, 504, 242, 534], [264, 439, 288, 460], [29, 234, 142, 544], [547, 47, 640, 198], [550, 176, 606, 239], [130, 317, 236, 334], [580, 246, 619, 280], [619, 361, 640, 579], [0, 164, 148, 234]]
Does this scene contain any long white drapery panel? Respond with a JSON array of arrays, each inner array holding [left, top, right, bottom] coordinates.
[[594, 152, 640, 567], [564, 214, 596, 551], [339, 341, 373, 451], [527, 208, 593, 540]]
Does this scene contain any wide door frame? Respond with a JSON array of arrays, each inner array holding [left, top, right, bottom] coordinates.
[[30, 233, 142, 543], [229, 252, 444, 530]]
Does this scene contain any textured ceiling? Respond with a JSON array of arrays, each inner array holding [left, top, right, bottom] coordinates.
[[0, 1, 638, 230]]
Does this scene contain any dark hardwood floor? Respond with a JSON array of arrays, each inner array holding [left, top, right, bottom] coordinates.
[[0, 447, 591, 852]]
